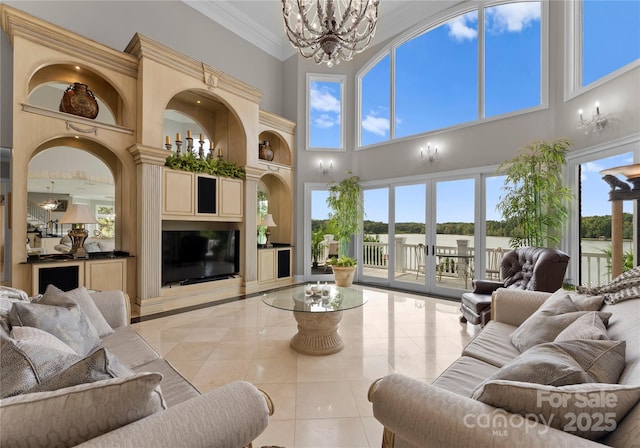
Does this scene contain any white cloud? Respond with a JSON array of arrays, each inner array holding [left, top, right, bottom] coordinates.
[[362, 113, 389, 136], [583, 161, 605, 173], [314, 113, 337, 129], [310, 86, 341, 113], [447, 12, 478, 42], [486, 3, 541, 34]]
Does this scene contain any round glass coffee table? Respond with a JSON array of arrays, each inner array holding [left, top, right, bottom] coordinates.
[[262, 284, 368, 355]]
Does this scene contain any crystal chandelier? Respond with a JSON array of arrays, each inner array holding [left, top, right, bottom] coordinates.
[[39, 181, 59, 211], [282, 0, 380, 67]]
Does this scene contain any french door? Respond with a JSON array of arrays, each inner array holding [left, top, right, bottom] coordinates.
[[359, 176, 479, 297]]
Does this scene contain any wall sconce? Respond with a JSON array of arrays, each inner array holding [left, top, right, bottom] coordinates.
[[420, 144, 438, 165], [577, 102, 607, 135], [319, 160, 333, 176]]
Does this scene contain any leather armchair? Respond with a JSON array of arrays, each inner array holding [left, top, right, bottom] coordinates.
[[460, 246, 570, 326]]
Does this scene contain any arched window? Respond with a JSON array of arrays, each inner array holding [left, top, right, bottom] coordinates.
[[358, 1, 544, 147], [568, 0, 640, 93]]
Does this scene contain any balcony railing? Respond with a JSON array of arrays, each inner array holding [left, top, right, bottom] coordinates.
[[317, 238, 614, 289]]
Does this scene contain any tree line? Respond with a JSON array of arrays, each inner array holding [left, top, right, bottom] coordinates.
[[312, 213, 633, 240]]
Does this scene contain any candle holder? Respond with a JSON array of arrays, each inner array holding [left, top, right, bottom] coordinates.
[[165, 143, 172, 151], [198, 139, 205, 159], [217, 147, 223, 159], [175, 140, 182, 156], [186, 137, 194, 153]]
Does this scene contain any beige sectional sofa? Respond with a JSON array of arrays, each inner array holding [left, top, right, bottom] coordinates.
[[369, 287, 640, 448], [0, 287, 273, 448]]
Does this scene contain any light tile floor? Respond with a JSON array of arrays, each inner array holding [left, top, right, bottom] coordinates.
[[132, 284, 475, 448]]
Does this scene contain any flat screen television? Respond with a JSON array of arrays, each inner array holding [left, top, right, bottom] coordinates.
[[162, 230, 240, 286]]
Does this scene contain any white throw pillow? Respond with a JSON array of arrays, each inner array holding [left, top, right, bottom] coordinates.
[[0, 372, 166, 448], [473, 380, 640, 440], [10, 326, 77, 355]]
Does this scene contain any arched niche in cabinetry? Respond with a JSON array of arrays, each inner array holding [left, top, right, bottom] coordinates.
[[24, 64, 134, 252], [163, 90, 247, 166], [258, 131, 292, 166], [28, 63, 129, 125], [259, 173, 292, 245], [27, 137, 124, 249]]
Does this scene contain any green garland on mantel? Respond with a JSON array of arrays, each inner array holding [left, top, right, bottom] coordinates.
[[165, 151, 246, 179]]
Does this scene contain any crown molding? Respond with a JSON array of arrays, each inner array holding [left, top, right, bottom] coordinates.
[[183, 0, 295, 61]]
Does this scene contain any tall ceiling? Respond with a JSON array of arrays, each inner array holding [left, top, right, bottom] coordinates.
[[183, 1, 462, 61], [27, 1, 463, 202]]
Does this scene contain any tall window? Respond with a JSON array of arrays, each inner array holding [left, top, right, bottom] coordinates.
[[360, 54, 390, 146], [96, 205, 115, 238], [358, 1, 543, 146], [581, 1, 640, 87], [395, 11, 478, 138], [307, 74, 345, 150], [484, 3, 541, 117]]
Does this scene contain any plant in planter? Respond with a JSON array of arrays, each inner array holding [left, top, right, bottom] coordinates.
[[326, 172, 364, 286], [165, 151, 246, 179], [496, 138, 573, 248], [311, 229, 325, 268]]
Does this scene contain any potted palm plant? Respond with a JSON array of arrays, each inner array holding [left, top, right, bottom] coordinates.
[[496, 138, 573, 248], [326, 172, 364, 286]]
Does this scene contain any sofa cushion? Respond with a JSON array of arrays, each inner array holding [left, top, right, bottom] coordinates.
[[510, 290, 611, 352], [0, 337, 81, 398], [38, 285, 114, 338], [134, 358, 200, 407], [9, 295, 100, 356], [10, 326, 77, 354], [431, 356, 500, 397], [475, 340, 627, 394], [602, 298, 640, 386], [100, 325, 160, 369], [473, 380, 640, 440], [554, 311, 609, 342], [0, 372, 166, 448], [27, 348, 133, 393], [462, 321, 520, 368]]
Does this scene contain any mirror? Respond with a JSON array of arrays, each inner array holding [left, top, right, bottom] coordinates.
[[27, 147, 115, 254]]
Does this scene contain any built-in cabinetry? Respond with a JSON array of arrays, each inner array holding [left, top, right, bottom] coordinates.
[[162, 169, 243, 220], [258, 247, 293, 285], [30, 257, 128, 295], [2, 5, 295, 316]]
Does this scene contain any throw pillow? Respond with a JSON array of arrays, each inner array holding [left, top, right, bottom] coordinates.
[[554, 311, 609, 342], [473, 380, 640, 440], [0, 286, 29, 302], [0, 337, 81, 398], [0, 372, 166, 448], [38, 285, 114, 338], [10, 326, 77, 354], [472, 339, 626, 394], [9, 296, 100, 356], [510, 290, 611, 352], [27, 348, 133, 393], [577, 266, 640, 304]]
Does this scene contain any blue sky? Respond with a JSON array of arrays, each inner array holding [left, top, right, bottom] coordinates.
[[311, 1, 639, 224]]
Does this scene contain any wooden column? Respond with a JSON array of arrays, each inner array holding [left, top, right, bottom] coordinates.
[[611, 200, 624, 279]]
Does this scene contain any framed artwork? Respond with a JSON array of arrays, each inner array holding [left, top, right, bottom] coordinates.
[[56, 200, 68, 212]]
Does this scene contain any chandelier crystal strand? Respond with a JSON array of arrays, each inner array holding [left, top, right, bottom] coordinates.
[[282, 0, 380, 67]]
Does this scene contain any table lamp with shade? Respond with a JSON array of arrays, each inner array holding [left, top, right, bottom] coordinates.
[[59, 204, 99, 259], [258, 213, 277, 247]]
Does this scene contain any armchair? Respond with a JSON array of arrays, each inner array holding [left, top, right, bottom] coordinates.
[[460, 246, 569, 326]]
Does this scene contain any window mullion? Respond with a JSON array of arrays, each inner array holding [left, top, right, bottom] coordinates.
[[390, 47, 396, 140], [478, 5, 485, 120]]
